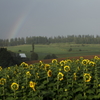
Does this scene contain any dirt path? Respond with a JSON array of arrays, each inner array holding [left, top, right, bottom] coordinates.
[[26, 55, 100, 64]]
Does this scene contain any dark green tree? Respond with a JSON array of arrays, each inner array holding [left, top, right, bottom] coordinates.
[[0, 48, 21, 68]]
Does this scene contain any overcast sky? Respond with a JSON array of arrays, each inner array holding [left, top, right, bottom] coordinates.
[[0, 0, 100, 39]]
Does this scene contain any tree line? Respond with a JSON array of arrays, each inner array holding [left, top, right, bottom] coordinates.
[[0, 35, 100, 46]]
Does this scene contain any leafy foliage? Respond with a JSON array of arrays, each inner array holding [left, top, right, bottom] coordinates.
[[0, 56, 100, 99], [0, 48, 21, 68]]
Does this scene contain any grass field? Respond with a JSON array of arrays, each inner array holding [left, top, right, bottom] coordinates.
[[6, 43, 100, 60]]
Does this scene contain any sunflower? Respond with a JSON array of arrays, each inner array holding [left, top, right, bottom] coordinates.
[[82, 59, 89, 65], [44, 64, 50, 70], [47, 70, 52, 77], [64, 59, 72, 65], [29, 81, 36, 91], [94, 56, 99, 60], [0, 78, 6, 85], [36, 73, 39, 78], [57, 72, 64, 81], [77, 66, 80, 70], [0, 66, 2, 71], [20, 62, 28, 68], [89, 61, 95, 66], [83, 73, 91, 82], [39, 61, 44, 67], [11, 82, 19, 91], [64, 66, 70, 72], [8, 67, 10, 70], [59, 68, 62, 71], [29, 64, 34, 69], [26, 71, 31, 78], [60, 60, 65, 66], [73, 73, 77, 80], [52, 59, 58, 63]]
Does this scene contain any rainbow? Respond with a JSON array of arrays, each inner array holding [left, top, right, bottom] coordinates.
[[8, 2, 33, 39], [8, 12, 28, 39]]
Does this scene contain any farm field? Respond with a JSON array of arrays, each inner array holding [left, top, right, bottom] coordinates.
[[1, 56, 100, 99], [6, 43, 100, 60]]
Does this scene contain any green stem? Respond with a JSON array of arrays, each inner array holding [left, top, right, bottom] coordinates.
[[14, 90, 16, 100], [3, 86, 5, 100]]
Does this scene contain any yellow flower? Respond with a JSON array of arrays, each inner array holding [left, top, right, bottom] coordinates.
[[44, 64, 50, 70], [77, 66, 80, 70], [52, 59, 58, 63], [98, 84, 100, 87], [60, 60, 65, 66], [57, 72, 64, 81], [20, 62, 28, 68], [0, 78, 6, 85], [80, 57, 83, 59], [29, 81, 36, 91], [47, 70, 52, 77], [11, 82, 19, 91], [29, 64, 34, 69], [39, 60, 43, 63], [94, 56, 99, 60], [76, 59, 79, 63], [73, 73, 77, 80], [21, 86, 24, 89], [82, 59, 89, 65], [0, 66, 2, 71], [84, 73, 91, 82], [65, 89, 68, 92], [89, 61, 95, 66], [59, 68, 62, 71], [64, 66, 70, 72], [64, 59, 72, 64], [39, 61, 44, 67], [8, 67, 10, 70], [36, 73, 39, 78], [26, 71, 31, 78]]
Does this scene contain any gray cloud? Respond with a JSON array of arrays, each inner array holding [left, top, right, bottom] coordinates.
[[0, 0, 100, 39]]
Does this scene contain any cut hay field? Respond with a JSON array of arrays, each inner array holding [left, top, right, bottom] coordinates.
[[7, 43, 100, 60]]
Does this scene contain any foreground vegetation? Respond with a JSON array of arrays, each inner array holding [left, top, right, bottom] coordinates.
[[7, 43, 100, 60], [0, 56, 100, 100]]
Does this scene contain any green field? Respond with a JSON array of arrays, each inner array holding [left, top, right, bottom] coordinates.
[[6, 43, 100, 60]]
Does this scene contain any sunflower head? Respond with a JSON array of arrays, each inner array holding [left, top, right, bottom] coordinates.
[[11, 82, 19, 91], [0, 78, 6, 85], [36, 73, 40, 78], [57, 72, 64, 81], [64, 66, 70, 72], [82, 59, 89, 65], [60, 60, 65, 66], [20, 62, 28, 68], [44, 64, 50, 71], [52, 59, 58, 63], [73, 73, 77, 80], [29, 81, 36, 91], [29, 64, 34, 69], [94, 56, 99, 60], [26, 71, 31, 78], [47, 70, 52, 77], [8, 67, 10, 70], [89, 61, 95, 67], [84, 73, 92, 82]]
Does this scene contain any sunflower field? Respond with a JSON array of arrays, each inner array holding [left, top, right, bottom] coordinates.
[[0, 56, 100, 100]]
